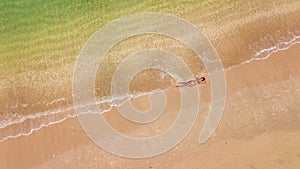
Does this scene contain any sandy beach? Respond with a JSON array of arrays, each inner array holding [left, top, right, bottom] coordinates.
[[1, 0, 300, 168]]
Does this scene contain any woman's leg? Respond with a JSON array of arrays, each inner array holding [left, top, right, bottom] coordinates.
[[176, 81, 196, 87]]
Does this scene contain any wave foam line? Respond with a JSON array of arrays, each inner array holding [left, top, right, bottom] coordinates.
[[0, 90, 154, 129], [226, 34, 300, 71], [0, 89, 162, 142], [45, 97, 67, 106]]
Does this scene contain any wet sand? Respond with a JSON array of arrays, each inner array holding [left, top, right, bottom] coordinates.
[[1, 44, 300, 169]]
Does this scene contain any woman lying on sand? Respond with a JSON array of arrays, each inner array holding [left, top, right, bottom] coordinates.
[[175, 75, 206, 87]]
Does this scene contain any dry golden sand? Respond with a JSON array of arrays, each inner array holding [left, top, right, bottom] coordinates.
[[0, 43, 300, 169]]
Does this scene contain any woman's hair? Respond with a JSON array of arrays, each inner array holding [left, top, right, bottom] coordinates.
[[196, 76, 205, 83]]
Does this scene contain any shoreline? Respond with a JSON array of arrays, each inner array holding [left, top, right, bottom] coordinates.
[[1, 41, 300, 142]]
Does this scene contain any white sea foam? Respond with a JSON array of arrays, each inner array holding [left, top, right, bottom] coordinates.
[[226, 33, 300, 71], [45, 97, 67, 106], [0, 90, 162, 142], [9, 102, 29, 109]]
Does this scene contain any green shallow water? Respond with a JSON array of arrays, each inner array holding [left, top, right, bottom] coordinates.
[[1, 0, 299, 70]]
